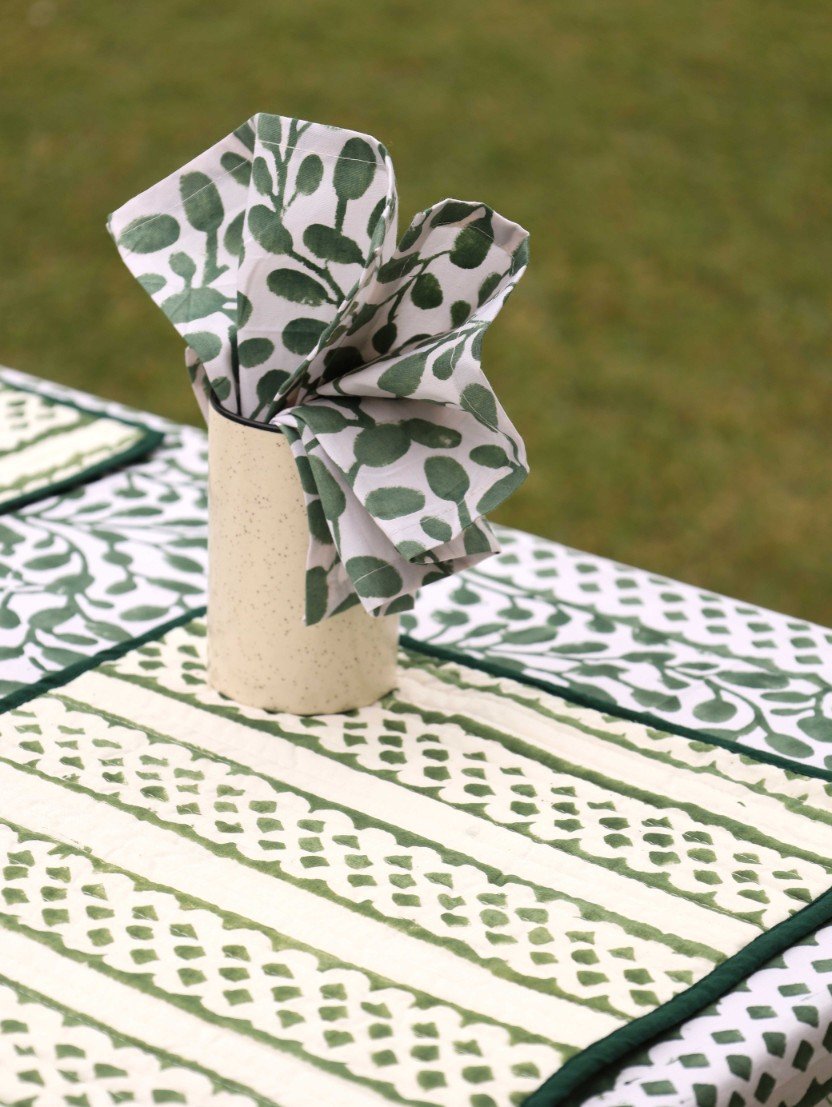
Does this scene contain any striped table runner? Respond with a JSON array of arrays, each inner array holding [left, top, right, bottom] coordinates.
[[1, 616, 831, 1105], [0, 379, 161, 513]]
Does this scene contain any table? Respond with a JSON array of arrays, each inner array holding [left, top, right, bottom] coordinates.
[[1, 364, 830, 1107]]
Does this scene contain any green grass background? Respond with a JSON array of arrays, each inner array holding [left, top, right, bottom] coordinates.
[[1, 1, 830, 621]]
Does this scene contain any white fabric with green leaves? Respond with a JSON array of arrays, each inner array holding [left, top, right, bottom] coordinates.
[[109, 113, 529, 624]]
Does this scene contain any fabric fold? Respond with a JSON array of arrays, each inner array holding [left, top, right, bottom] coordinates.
[[109, 112, 529, 623]]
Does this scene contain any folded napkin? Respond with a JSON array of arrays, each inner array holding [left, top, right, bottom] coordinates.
[[109, 113, 529, 623]]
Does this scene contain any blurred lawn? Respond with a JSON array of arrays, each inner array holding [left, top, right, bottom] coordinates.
[[1, 0, 830, 622]]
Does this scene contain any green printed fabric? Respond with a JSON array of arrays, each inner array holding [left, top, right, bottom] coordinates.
[[1, 616, 831, 1106], [108, 113, 529, 624], [0, 379, 162, 513]]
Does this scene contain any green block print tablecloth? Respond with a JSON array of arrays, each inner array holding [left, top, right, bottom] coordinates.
[[1, 615, 831, 1106], [0, 378, 162, 513]]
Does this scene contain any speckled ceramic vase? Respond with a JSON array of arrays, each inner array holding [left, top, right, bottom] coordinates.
[[207, 396, 399, 715]]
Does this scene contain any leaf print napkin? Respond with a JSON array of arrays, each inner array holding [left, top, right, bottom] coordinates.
[[109, 113, 529, 624]]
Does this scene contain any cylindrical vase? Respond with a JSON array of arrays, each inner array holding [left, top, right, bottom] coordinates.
[[207, 396, 399, 714]]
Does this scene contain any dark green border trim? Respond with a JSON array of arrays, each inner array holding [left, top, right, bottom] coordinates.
[[401, 634, 832, 1106], [4, 609, 832, 1106], [0, 378, 165, 516], [0, 606, 206, 716], [401, 634, 832, 785], [524, 888, 832, 1107]]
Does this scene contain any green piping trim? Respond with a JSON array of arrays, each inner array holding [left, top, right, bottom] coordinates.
[[795, 1067, 832, 1107], [0, 971, 280, 1106], [0, 606, 206, 716], [0, 378, 165, 516], [523, 886, 832, 1107], [401, 635, 832, 785], [4, 611, 832, 1103]]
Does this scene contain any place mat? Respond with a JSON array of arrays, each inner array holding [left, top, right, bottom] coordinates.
[[0, 379, 162, 514], [0, 617, 830, 1106]]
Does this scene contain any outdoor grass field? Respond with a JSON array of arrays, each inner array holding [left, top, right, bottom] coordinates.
[[1, 0, 830, 622]]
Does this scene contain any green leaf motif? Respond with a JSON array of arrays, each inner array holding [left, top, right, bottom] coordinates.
[[377, 354, 426, 396], [137, 274, 166, 295], [282, 317, 328, 355], [476, 466, 526, 514], [256, 369, 289, 406], [296, 154, 324, 195], [267, 268, 329, 305], [354, 424, 410, 467], [425, 456, 469, 502], [797, 716, 832, 742], [252, 156, 274, 197], [305, 566, 329, 624], [450, 224, 491, 269], [371, 322, 397, 354], [169, 252, 196, 282], [306, 498, 333, 546], [346, 556, 403, 599], [224, 212, 245, 259], [333, 137, 376, 201], [461, 383, 499, 427], [377, 253, 420, 283], [161, 287, 227, 323], [299, 406, 354, 435], [693, 698, 738, 723], [186, 331, 222, 363], [421, 516, 453, 542], [412, 273, 443, 309], [451, 301, 471, 327], [237, 293, 253, 327], [470, 444, 509, 468], [366, 486, 425, 519], [118, 215, 180, 254], [404, 419, 461, 450], [303, 224, 364, 265], [432, 201, 481, 226], [720, 671, 789, 690], [211, 377, 232, 401], [180, 172, 224, 234], [478, 272, 501, 305], [220, 151, 251, 187], [309, 456, 346, 521], [248, 206, 293, 254], [238, 338, 275, 368]]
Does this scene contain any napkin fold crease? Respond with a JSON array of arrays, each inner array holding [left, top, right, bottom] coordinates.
[[110, 113, 529, 623]]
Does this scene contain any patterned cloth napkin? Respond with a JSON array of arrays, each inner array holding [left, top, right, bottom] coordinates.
[[109, 113, 529, 623]]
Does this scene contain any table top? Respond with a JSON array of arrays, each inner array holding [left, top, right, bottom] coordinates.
[[1, 365, 831, 1107]]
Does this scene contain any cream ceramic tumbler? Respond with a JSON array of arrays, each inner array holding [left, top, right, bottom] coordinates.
[[207, 396, 399, 714]]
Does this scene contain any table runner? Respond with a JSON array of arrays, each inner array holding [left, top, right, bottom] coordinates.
[[0, 378, 162, 514], [1, 613, 831, 1105], [2, 366, 832, 1106]]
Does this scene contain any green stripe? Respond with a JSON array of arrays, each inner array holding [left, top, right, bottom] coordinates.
[[400, 650, 832, 829], [52, 685, 724, 975], [106, 655, 750, 948], [0, 406, 88, 456], [3, 426, 138, 493], [524, 885, 832, 1107], [402, 634, 832, 786], [388, 697, 832, 907], [0, 815, 567, 1091], [0, 971, 280, 1107], [0, 378, 164, 517]]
